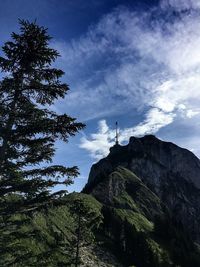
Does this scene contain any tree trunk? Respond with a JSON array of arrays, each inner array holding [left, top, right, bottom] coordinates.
[[75, 206, 81, 267]]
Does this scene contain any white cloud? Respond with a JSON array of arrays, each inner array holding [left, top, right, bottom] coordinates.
[[80, 109, 175, 159], [186, 110, 200, 118], [52, 3, 200, 159], [160, 0, 200, 11], [123, 108, 175, 139], [80, 120, 115, 160]]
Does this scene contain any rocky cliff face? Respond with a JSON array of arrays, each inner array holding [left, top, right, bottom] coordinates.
[[84, 135, 200, 243]]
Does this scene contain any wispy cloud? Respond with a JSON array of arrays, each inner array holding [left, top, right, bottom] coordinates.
[[160, 0, 200, 11], [52, 1, 200, 159], [80, 120, 115, 160], [80, 109, 175, 160]]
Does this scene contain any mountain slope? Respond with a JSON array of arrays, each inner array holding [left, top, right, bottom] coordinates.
[[2, 135, 200, 266], [84, 135, 200, 243], [84, 166, 200, 267], [81, 135, 200, 266], [0, 193, 121, 267]]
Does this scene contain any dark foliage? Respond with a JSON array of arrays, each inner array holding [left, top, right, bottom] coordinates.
[[101, 205, 200, 267], [69, 194, 103, 266], [154, 214, 200, 267], [0, 20, 85, 213]]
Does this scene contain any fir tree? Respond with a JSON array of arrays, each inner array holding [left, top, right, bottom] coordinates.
[[0, 20, 84, 213], [69, 195, 103, 266]]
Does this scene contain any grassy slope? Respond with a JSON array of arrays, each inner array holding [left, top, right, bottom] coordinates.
[[100, 167, 172, 266], [1, 167, 200, 266], [98, 167, 200, 267], [0, 193, 102, 267]]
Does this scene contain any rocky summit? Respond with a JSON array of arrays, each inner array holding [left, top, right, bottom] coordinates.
[[81, 135, 200, 266]]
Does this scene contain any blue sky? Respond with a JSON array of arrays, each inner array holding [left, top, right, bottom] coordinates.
[[1, 0, 200, 192]]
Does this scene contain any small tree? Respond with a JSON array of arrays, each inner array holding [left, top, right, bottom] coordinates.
[[0, 20, 84, 213], [69, 195, 103, 266]]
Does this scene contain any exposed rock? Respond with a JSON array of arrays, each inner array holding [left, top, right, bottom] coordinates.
[[80, 244, 124, 267], [84, 135, 200, 242]]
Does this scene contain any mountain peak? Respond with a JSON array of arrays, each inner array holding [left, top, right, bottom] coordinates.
[[84, 135, 200, 244]]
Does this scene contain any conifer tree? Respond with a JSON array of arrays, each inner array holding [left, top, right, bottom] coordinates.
[[0, 20, 84, 212], [69, 195, 102, 266]]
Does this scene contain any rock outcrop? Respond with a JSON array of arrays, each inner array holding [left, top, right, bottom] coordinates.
[[84, 135, 200, 242]]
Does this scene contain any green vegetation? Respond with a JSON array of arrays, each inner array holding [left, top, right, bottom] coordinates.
[[107, 167, 163, 225], [0, 19, 84, 266], [114, 208, 153, 232], [0, 20, 84, 215], [92, 167, 200, 267], [0, 193, 102, 266], [0, 166, 200, 267]]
